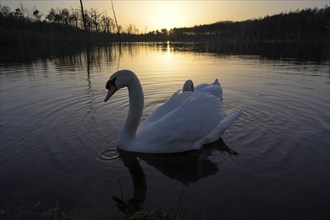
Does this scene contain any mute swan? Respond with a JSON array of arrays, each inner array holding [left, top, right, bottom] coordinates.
[[183, 79, 223, 101], [104, 70, 240, 153]]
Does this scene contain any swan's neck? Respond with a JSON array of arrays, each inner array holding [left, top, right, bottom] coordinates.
[[119, 76, 144, 142]]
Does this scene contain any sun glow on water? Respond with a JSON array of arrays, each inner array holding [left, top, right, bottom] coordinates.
[[166, 41, 172, 59]]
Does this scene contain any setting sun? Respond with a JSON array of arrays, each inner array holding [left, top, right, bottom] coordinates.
[[1, 0, 328, 32], [163, 17, 174, 31]]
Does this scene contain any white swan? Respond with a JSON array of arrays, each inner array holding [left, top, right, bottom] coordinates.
[[182, 79, 223, 101], [104, 70, 240, 153]]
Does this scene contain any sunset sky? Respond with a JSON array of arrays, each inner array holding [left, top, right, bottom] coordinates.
[[1, 0, 328, 32]]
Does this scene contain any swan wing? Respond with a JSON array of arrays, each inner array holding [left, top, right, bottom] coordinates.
[[194, 83, 210, 91], [135, 92, 226, 153], [138, 91, 193, 131], [202, 109, 241, 144], [194, 79, 223, 100], [195, 85, 222, 100]]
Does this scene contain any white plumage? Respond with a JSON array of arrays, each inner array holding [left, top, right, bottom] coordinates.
[[183, 78, 223, 101], [104, 70, 240, 153]]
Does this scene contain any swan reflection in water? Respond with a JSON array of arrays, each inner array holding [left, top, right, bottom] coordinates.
[[111, 138, 237, 219]]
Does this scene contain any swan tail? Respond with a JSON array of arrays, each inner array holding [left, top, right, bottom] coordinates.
[[202, 109, 241, 145], [213, 79, 220, 86]]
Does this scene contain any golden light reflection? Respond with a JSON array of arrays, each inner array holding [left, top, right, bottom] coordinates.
[[166, 41, 172, 59]]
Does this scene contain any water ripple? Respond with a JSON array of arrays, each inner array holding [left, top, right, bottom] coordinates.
[[98, 148, 120, 161]]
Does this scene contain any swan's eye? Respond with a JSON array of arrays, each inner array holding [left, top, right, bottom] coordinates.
[[106, 78, 117, 90]]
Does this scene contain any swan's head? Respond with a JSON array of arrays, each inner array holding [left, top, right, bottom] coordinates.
[[104, 70, 137, 102], [182, 79, 194, 92]]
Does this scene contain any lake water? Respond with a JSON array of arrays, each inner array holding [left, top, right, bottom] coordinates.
[[1, 42, 329, 219]]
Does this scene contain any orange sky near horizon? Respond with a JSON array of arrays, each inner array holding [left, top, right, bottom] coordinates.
[[1, 0, 329, 32]]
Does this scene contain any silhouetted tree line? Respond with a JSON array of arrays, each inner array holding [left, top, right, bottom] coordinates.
[[169, 6, 330, 42], [0, 4, 329, 46], [0, 4, 121, 45]]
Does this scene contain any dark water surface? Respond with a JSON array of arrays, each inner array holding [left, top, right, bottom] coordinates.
[[1, 42, 329, 219]]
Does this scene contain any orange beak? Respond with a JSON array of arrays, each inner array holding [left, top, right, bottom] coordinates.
[[104, 85, 117, 102]]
